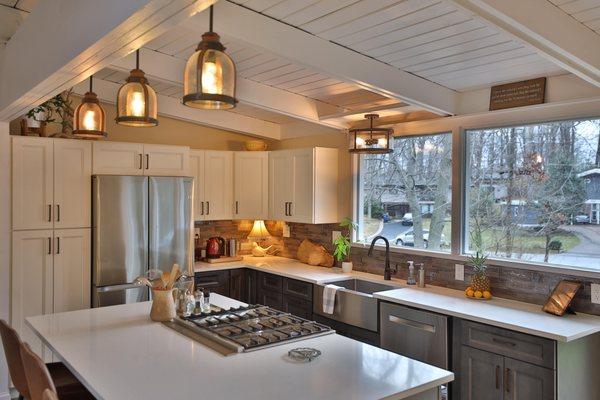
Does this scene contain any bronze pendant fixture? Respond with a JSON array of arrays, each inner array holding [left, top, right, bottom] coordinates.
[[349, 114, 393, 154], [183, 5, 237, 110], [73, 76, 107, 139], [116, 49, 158, 127]]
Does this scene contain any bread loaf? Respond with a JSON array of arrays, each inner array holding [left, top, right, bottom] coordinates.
[[297, 239, 334, 268]]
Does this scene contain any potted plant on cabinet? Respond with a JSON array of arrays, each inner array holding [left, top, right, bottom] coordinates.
[[23, 90, 74, 138], [333, 218, 358, 273]]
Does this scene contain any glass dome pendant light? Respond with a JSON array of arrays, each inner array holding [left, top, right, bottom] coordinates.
[[348, 114, 394, 154], [115, 49, 158, 127], [183, 5, 237, 109], [73, 75, 107, 139]]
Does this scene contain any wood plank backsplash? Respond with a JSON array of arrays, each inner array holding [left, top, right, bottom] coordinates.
[[195, 220, 600, 315]]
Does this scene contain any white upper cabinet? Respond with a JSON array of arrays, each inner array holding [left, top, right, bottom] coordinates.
[[12, 137, 54, 230], [204, 151, 233, 220], [12, 137, 91, 230], [234, 152, 269, 220], [92, 142, 189, 176], [11, 229, 54, 360], [92, 141, 144, 175], [143, 144, 190, 176], [190, 150, 205, 221], [269, 151, 292, 221], [269, 148, 338, 224], [53, 228, 91, 313], [53, 140, 92, 229]]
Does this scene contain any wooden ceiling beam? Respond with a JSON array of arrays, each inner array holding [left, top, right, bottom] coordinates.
[[449, 0, 600, 87]]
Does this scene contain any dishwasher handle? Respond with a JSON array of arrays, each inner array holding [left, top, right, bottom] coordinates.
[[388, 314, 436, 333]]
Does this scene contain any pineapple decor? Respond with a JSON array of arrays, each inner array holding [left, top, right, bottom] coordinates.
[[465, 251, 492, 300]]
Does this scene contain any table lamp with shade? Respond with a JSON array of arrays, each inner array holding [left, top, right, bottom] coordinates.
[[248, 220, 272, 257]]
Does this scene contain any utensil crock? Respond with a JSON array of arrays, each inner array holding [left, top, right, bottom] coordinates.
[[150, 288, 176, 322]]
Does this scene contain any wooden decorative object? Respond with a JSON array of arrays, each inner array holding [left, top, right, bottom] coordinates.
[[543, 280, 581, 316], [297, 239, 334, 267], [20, 119, 46, 137], [489, 77, 546, 111]]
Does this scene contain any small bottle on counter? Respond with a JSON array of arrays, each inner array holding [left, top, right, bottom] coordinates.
[[194, 288, 204, 314], [418, 264, 425, 288], [407, 261, 416, 285], [201, 289, 211, 313], [182, 289, 195, 317]]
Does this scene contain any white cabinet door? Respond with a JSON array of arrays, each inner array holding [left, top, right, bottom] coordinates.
[[234, 152, 269, 219], [53, 228, 91, 313], [12, 230, 54, 360], [92, 141, 144, 175], [12, 137, 54, 230], [204, 151, 233, 220], [289, 149, 314, 223], [190, 150, 206, 221], [144, 144, 190, 176], [269, 151, 292, 221], [54, 140, 92, 229]]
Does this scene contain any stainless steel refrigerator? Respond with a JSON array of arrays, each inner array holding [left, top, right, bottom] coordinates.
[[92, 175, 193, 307]]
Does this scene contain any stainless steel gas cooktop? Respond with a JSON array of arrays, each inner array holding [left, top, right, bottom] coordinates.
[[165, 304, 334, 355]]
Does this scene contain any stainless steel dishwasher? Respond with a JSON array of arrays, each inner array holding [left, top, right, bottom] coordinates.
[[380, 302, 450, 400], [380, 302, 449, 369]]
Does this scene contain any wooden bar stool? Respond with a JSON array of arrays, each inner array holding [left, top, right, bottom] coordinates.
[[42, 389, 59, 400], [19, 342, 57, 400], [0, 320, 94, 400]]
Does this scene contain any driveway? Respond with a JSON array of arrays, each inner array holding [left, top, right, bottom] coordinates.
[[379, 222, 412, 242]]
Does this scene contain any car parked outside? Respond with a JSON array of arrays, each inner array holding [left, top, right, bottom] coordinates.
[[395, 228, 447, 248], [574, 214, 590, 224], [401, 213, 413, 226]]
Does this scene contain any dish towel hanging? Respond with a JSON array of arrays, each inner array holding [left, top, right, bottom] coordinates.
[[322, 284, 342, 314]]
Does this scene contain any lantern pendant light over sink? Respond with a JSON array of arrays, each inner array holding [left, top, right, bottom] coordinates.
[[115, 49, 158, 127], [183, 5, 237, 110], [73, 76, 107, 139], [349, 114, 393, 154]]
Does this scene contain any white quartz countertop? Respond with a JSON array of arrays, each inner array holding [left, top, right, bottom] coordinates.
[[26, 294, 453, 400], [195, 256, 600, 342]]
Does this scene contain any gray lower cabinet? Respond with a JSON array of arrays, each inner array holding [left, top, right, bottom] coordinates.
[[460, 346, 504, 400], [455, 319, 556, 400]]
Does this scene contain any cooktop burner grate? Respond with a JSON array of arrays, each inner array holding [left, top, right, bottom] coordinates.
[[168, 304, 334, 353]]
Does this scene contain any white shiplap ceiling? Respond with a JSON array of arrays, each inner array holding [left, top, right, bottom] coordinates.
[[548, 0, 600, 33], [142, 24, 404, 115], [229, 0, 565, 91], [0, 1, 36, 48]]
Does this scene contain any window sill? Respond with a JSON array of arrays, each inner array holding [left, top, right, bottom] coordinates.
[[351, 242, 600, 280]]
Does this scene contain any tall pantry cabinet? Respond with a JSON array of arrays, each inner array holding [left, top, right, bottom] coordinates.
[[11, 136, 91, 360]]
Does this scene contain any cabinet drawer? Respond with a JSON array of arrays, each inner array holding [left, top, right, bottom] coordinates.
[[195, 270, 230, 296], [283, 278, 313, 301], [260, 290, 283, 311], [283, 294, 312, 320], [460, 320, 555, 369], [258, 272, 282, 292]]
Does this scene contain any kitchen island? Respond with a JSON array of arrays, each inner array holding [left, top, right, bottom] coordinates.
[[26, 294, 453, 400]]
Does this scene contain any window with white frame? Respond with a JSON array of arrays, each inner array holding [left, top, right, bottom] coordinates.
[[465, 118, 600, 270], [356, 132, 452, 252]]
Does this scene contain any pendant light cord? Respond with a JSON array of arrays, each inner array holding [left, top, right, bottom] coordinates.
[[136, 49, 140, 70], [89, 75, 93, 92], [209, 5, 214, 32]]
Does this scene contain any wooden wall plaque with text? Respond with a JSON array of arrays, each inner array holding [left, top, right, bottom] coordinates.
[[489, 77, 546, 111]]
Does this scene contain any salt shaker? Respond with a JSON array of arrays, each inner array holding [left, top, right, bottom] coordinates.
[[182, 289, 195, 317], [201, 289, 211, 312], [194, 288, 204, 314]]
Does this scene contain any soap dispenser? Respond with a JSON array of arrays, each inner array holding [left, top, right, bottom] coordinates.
[[407, 261, 416, 285]]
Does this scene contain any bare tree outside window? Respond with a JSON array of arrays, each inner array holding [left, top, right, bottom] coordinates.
[[466, 119, 600, 270], [357, 133, 452, 252]]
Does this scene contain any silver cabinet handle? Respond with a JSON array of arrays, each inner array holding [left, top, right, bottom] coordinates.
[[96, 282, 144, 293], [47, 237, 52, 255], [145, 154, 149, 170], [138, 154, 143, 169], [388, 315, 436, 333], [47, 204, 52, 222], [55, 236, 60, 254], [56, 204, 60, 222]]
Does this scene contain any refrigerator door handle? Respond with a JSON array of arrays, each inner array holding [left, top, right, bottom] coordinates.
[[96, 282, 144, 293]]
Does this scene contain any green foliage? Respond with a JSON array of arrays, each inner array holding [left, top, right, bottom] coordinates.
[[548, 240, 562, 251], [333, 218, 357, 262], [469, 251, 488, 274], [26, 90, 74, 133], [364, 201, 384, 219]]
